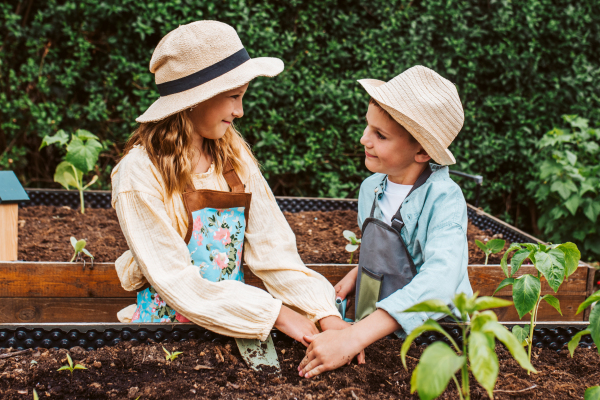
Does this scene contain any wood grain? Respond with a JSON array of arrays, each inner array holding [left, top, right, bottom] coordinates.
[[0, 298, 131, 323], [0, 204, 18, 261]]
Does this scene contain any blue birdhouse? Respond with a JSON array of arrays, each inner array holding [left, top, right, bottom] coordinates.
[[0, 171, 29, 260]]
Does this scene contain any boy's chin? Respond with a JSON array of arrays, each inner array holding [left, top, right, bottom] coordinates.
[[364, 157, 382, 174]]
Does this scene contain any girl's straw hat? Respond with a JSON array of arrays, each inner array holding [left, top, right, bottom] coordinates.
[[137, 21, 284, 123], [358, 66, 464, 165]]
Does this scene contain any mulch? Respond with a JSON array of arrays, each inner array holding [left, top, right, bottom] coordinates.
[[17, 206, 505, 265], [0, 337, 597, 399]]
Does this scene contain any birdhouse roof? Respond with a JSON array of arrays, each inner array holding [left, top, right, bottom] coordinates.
[[0, 171, 30, 204]]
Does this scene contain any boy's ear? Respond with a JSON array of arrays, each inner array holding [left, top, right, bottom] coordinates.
[[415, 147, 431, 163]]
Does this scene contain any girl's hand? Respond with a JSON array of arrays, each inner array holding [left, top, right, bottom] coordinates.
[[274, 305, 319, 347], [319, 316, 366, 364], [298, 328, 364, 379], [334, 266, 358, 301]]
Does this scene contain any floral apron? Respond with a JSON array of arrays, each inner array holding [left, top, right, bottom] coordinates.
[[131, 161, 252, 323]]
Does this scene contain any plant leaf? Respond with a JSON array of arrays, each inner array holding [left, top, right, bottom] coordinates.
[[567, 329, 591, 357], [345, 243, 358, 252], [473, 296, 513, 311], [400, 319, 459, 369], [343, 230, 356, 241], [475, 239, 488, 253], [493, 277, 515, 295], [535, 250, 565, 293], [34, 389, 39, 400], [576, 290, 600, 315], [57, 366, 71, 372], [83, 174, 98, 190], [70, 236, 78, 249], [75, 129, 99, 141], [470, 310, 498, 332], [74, 239, 86, 253], [542, 294, 562, 316], [583, 200, 600, 223], [500, 244, 522, 278], [556, 242, 580, 278], [487, 239, 506, 253], [469, 331, 499, 399], [564, 194, 580, 216], [54, 161, 82, 190], [40, 130, 70, 150], [585, 386, 600, 400], [413, 342, 465, 400], [589, 304, 600, 353], [402, 299, 453, 316], [512, 275, 541, 319], [65, 136, 102, 173], [82, 248, 94, 259], [511, 325, 529, 346], [511, 249, 531, 276], [67, 353, 73, 368], [73, 364, 87, 370], [481, 321, 536, 373], [410, 363, 419, 394]]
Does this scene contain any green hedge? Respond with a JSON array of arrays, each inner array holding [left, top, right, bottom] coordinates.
[[1, 0, 599, 244]]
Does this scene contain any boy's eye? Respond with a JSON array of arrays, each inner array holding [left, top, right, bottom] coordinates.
[[376, 131, 386, 140]]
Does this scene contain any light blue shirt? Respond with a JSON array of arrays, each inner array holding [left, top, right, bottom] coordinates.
[[357, 164, 473, 337]]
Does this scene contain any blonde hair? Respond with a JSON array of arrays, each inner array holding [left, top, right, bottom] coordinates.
[[123, 110, 257, 198]]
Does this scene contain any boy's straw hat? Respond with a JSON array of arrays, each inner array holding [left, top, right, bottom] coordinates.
[[137, 21, 284, 123], [358, 66, 464, 165]]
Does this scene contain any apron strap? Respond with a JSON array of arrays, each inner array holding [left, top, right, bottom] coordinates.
[[390, 164, 433, 233], [222, 160, 245, 193]]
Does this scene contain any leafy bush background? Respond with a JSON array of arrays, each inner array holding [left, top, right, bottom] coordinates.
[[1, 0, 599, 258]]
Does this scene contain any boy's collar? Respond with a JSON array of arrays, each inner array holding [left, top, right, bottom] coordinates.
[[375, 163, 446, 199]]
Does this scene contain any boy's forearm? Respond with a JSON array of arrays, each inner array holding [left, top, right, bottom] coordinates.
[[348, 309, 401, 349]]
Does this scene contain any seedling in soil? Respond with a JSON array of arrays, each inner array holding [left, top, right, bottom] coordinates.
[[40, 129, 103, 213], [401, 292, 536, 400], [474, 239, 506, 265], [33, 389, 39, 400], [343, 230, 361, 264], [494, 242, 581, 371], [567, 289, 600, 357], [163, 346, 183, 362], [70, 236, 94, 269], [57, 353, 87, 375]]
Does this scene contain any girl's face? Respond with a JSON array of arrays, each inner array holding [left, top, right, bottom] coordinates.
[[188, 83, 249, 140]]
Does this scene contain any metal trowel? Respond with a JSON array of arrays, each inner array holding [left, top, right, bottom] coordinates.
[[235, 335, 280, 372]]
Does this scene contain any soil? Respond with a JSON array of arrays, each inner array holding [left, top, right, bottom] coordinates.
[[0, 338, 598, 399], [18, 206, 506, 265], [18, 206, 508, 264]]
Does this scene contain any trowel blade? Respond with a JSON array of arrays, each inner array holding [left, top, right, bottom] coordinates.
[[235, 335, 280, 373]]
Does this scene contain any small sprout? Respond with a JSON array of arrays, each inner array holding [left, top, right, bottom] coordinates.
[[33, 389, 39, 400], [30, 360, 37, 364], [475, 238, 506, 265], [57, 353, 87, 375], [70, 236, 94, 269], [163, 346, 183, 362], [343, 230, 361, 264]]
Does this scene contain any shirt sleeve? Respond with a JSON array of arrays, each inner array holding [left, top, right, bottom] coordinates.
[[376, 221, 469, 336], [242, 170, 340, 322], [114, 189, 282, 341]]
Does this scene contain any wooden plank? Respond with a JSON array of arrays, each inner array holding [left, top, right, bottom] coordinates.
[[0, 204, 18, 261], [0, 298, 132, 323], [244, 264, 355, 292]]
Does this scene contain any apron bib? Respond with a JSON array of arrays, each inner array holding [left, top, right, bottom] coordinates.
[[354, 166, 432, 321], [131, 161, 252, 323]]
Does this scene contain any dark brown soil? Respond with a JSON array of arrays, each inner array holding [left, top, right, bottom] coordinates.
[[18, 206, 505, 265], [0, 338, 598, 399]]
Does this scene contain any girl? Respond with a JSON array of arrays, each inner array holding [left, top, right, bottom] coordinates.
[[111, 20, 349, 344]]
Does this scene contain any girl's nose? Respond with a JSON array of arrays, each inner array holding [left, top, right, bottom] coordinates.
[[233, 102, 244, 119]]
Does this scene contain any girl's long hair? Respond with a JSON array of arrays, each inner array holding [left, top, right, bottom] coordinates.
[[123, 110, 257, 198]]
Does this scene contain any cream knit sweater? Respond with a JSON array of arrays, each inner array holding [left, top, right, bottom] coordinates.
[[111, 146, 339, 340]]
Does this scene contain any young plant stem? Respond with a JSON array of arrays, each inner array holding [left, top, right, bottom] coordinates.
[[70, 251, 77, 262], [79, 189, 84, 214], [484, 253, 489, 266], [461, 324, 470, 400], [452, 374, 465, 400], [70, 163, 85, 214], [349, 252, 354, 264], [527, 295, 542, 374]]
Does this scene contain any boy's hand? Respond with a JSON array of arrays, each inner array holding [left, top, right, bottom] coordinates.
[[334, 266, 358, 300], [298, 329, 364, 378], [319, 316, 366, 364], [274, 305, 319, 347]]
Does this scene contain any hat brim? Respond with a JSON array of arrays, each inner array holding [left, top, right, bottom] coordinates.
[[358, 79, 456, 166], [137, 57, 284, 123]]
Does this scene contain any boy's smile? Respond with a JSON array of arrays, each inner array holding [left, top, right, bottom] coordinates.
[[361, 103, 431, 184]]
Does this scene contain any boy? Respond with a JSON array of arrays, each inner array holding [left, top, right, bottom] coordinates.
[[298, 65, 473, 378]]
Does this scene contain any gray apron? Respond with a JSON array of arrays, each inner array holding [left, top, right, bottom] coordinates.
[[354, 165, 433, 321]]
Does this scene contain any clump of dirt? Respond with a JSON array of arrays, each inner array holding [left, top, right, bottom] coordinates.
[[0, 338, 597, 399], [18, 206, 505, 265]]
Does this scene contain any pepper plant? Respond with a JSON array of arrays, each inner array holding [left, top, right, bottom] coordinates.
[[401, 293, 536, 400], [475, 239, 506, 265], [40, 129, 103, 213], [494, 242, 581, 368], [567, 289, 600, 357], [57, 353, 87, 375], [343, 230, 361, 264], [163, 346, 183, 362]]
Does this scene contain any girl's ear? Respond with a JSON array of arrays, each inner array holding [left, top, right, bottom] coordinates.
[[415, 147, 431, 163]]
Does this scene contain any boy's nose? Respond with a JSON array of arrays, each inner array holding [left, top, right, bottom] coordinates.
[[360, 131, 371, 147]]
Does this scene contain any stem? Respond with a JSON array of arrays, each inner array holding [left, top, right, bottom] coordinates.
[[527, 296, 541, 374], [484, 253, 489, 266], [70, 251, 76, 262], [349, 252, 353, 264], [79, 188, 85, 214], [461, 324, 470, 400], [452, 374, 465, 400]]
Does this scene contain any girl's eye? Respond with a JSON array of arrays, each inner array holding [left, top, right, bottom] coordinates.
[[231, 95, 240, 99]]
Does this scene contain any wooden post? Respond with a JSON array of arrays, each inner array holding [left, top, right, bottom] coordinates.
[[0, 204, 18, 261]]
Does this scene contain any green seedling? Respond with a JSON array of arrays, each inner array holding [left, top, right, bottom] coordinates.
[[493, 242, 581, 371], [33, 389, 39, 400], [163, 346, 183, 362], [474, 239, 506, 265], [343, 230, 361, 264], [586, 386, 600, 400], [40, 129, 103, 213], [401, 292, 536, 400], [70, 236, 94, 269], [567, 289, 600, 357], [57, 353, 87, 375]]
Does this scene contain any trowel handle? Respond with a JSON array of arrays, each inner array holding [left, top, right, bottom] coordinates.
[[335, 298, 348, 319]]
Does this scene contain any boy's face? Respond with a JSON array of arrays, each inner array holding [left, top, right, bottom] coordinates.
[[360, 103, 430, 180]]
